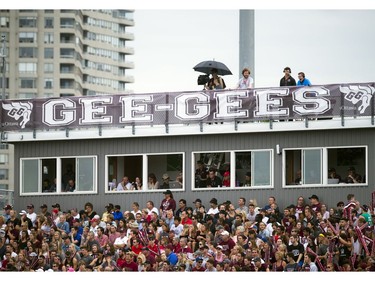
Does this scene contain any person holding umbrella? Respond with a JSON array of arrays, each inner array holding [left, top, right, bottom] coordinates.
[[205, 68, 226, 90]]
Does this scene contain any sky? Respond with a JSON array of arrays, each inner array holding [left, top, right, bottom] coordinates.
[[130, 9, 375, 94], [5, 1, 375, 96]]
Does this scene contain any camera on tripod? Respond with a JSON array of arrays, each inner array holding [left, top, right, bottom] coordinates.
[[197, 74, 210, 85]]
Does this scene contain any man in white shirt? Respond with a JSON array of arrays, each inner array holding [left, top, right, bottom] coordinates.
[[207, 198, 219, 216], [113, 229, 128, 251], [26, 203, 37, 227], [236, 68, 254, 89], [116, 176, 132, 191]]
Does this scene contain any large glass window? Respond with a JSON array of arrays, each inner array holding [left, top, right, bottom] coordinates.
[[19, 32, 37, 43], [20, 78, 36, 89], [106, 153, 184, 192], [19, 47, 37, 58], [284, 146, 367, 186], [18, 63, 37, 73], [44, 48, 54, 59], [193, 150, 273, 189], [19, 17, 37, 28], [20, 156, 97, 195]]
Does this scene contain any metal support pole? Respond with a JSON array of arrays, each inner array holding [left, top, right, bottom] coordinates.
[[1, 34, 6, 100]]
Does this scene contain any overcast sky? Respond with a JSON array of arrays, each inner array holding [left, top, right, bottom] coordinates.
[[131, 9, 375, 94], [8, 1, 375, 95]]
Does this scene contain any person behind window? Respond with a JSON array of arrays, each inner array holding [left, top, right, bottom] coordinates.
[[343, 167, 362, 184], [148, 173, 159, 190], [328, 168, 342, 183], [159, 174, 170, 189]]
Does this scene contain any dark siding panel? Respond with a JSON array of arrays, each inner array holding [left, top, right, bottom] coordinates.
[[13, 128, 375, 213]]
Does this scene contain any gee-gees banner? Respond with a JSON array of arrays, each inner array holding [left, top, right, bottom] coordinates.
[[1, 83, 374, 131]]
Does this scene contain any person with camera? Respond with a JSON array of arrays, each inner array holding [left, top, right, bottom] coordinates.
[[205, 68, 226, 90]]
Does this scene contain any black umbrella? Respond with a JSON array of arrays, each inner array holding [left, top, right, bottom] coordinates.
[[193, 60, 232, 76]]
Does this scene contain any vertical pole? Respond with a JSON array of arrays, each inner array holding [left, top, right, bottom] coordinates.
[[239, 10, 255, 86], [1, 34, 5, 100]]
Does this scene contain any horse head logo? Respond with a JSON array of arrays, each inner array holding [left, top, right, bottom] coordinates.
[[2, 101, 33, 129], [340, 85, 375, 114]]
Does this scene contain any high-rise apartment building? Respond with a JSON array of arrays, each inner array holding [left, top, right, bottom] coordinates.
[[0, 9, 134, 206], [0, 9, 134, 99]]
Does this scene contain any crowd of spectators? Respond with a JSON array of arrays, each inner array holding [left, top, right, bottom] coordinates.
[[0, 191, 374, 272]]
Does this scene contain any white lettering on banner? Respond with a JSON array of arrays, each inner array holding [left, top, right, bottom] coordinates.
[[293, 87, 330, 115], [119, 95, 153, 122], [175, 93, 210, 120], [79, 97, 113, 124], [43, 99, 76, 126], [214, 91, 249, 119], [254, 89, 289, 117]]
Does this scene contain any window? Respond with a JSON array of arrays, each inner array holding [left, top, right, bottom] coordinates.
[[20, 78, 36, 89], [19, 47, 37, 58], [44, 78, 53, 89], [44, 32, 54, 44], [0, 169, 8, 180], [19, 32, 37, 43], [19, 17, 37, 28], [0, 16, 9, 27], [0, 154, 8, 164], [18, 63, 37, 73], [44, 17, 54, 28], [18, 93, 36, 99], [284, 146, 367, 186], [44, 63, 54, 73], [20, 156, 97, 194], [44, 48, 54, 59], [106, 153, 184, 192], [193, 150, 273, 189]]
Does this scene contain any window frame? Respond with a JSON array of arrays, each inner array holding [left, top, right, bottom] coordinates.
[[192, 149, 274, 191], [282, 145, 368, 188], [105, 152, 185, 194], [19, 156, 97, 196]]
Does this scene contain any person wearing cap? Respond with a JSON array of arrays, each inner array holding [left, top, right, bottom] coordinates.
[[3, 204, 12, 221], [19, 209, 33, 229], [26, 203, 37, 227], [164, 244, 178, 266], [280, 66, 296, 87], [39, 204, 51, 218], [217, 230, 235, 256], [159, 173, 171, 189], [207, 198, 219, 216], [308, 194, 322, 214], [160, 189, 176, 219], [192, 257, 205, 271]]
